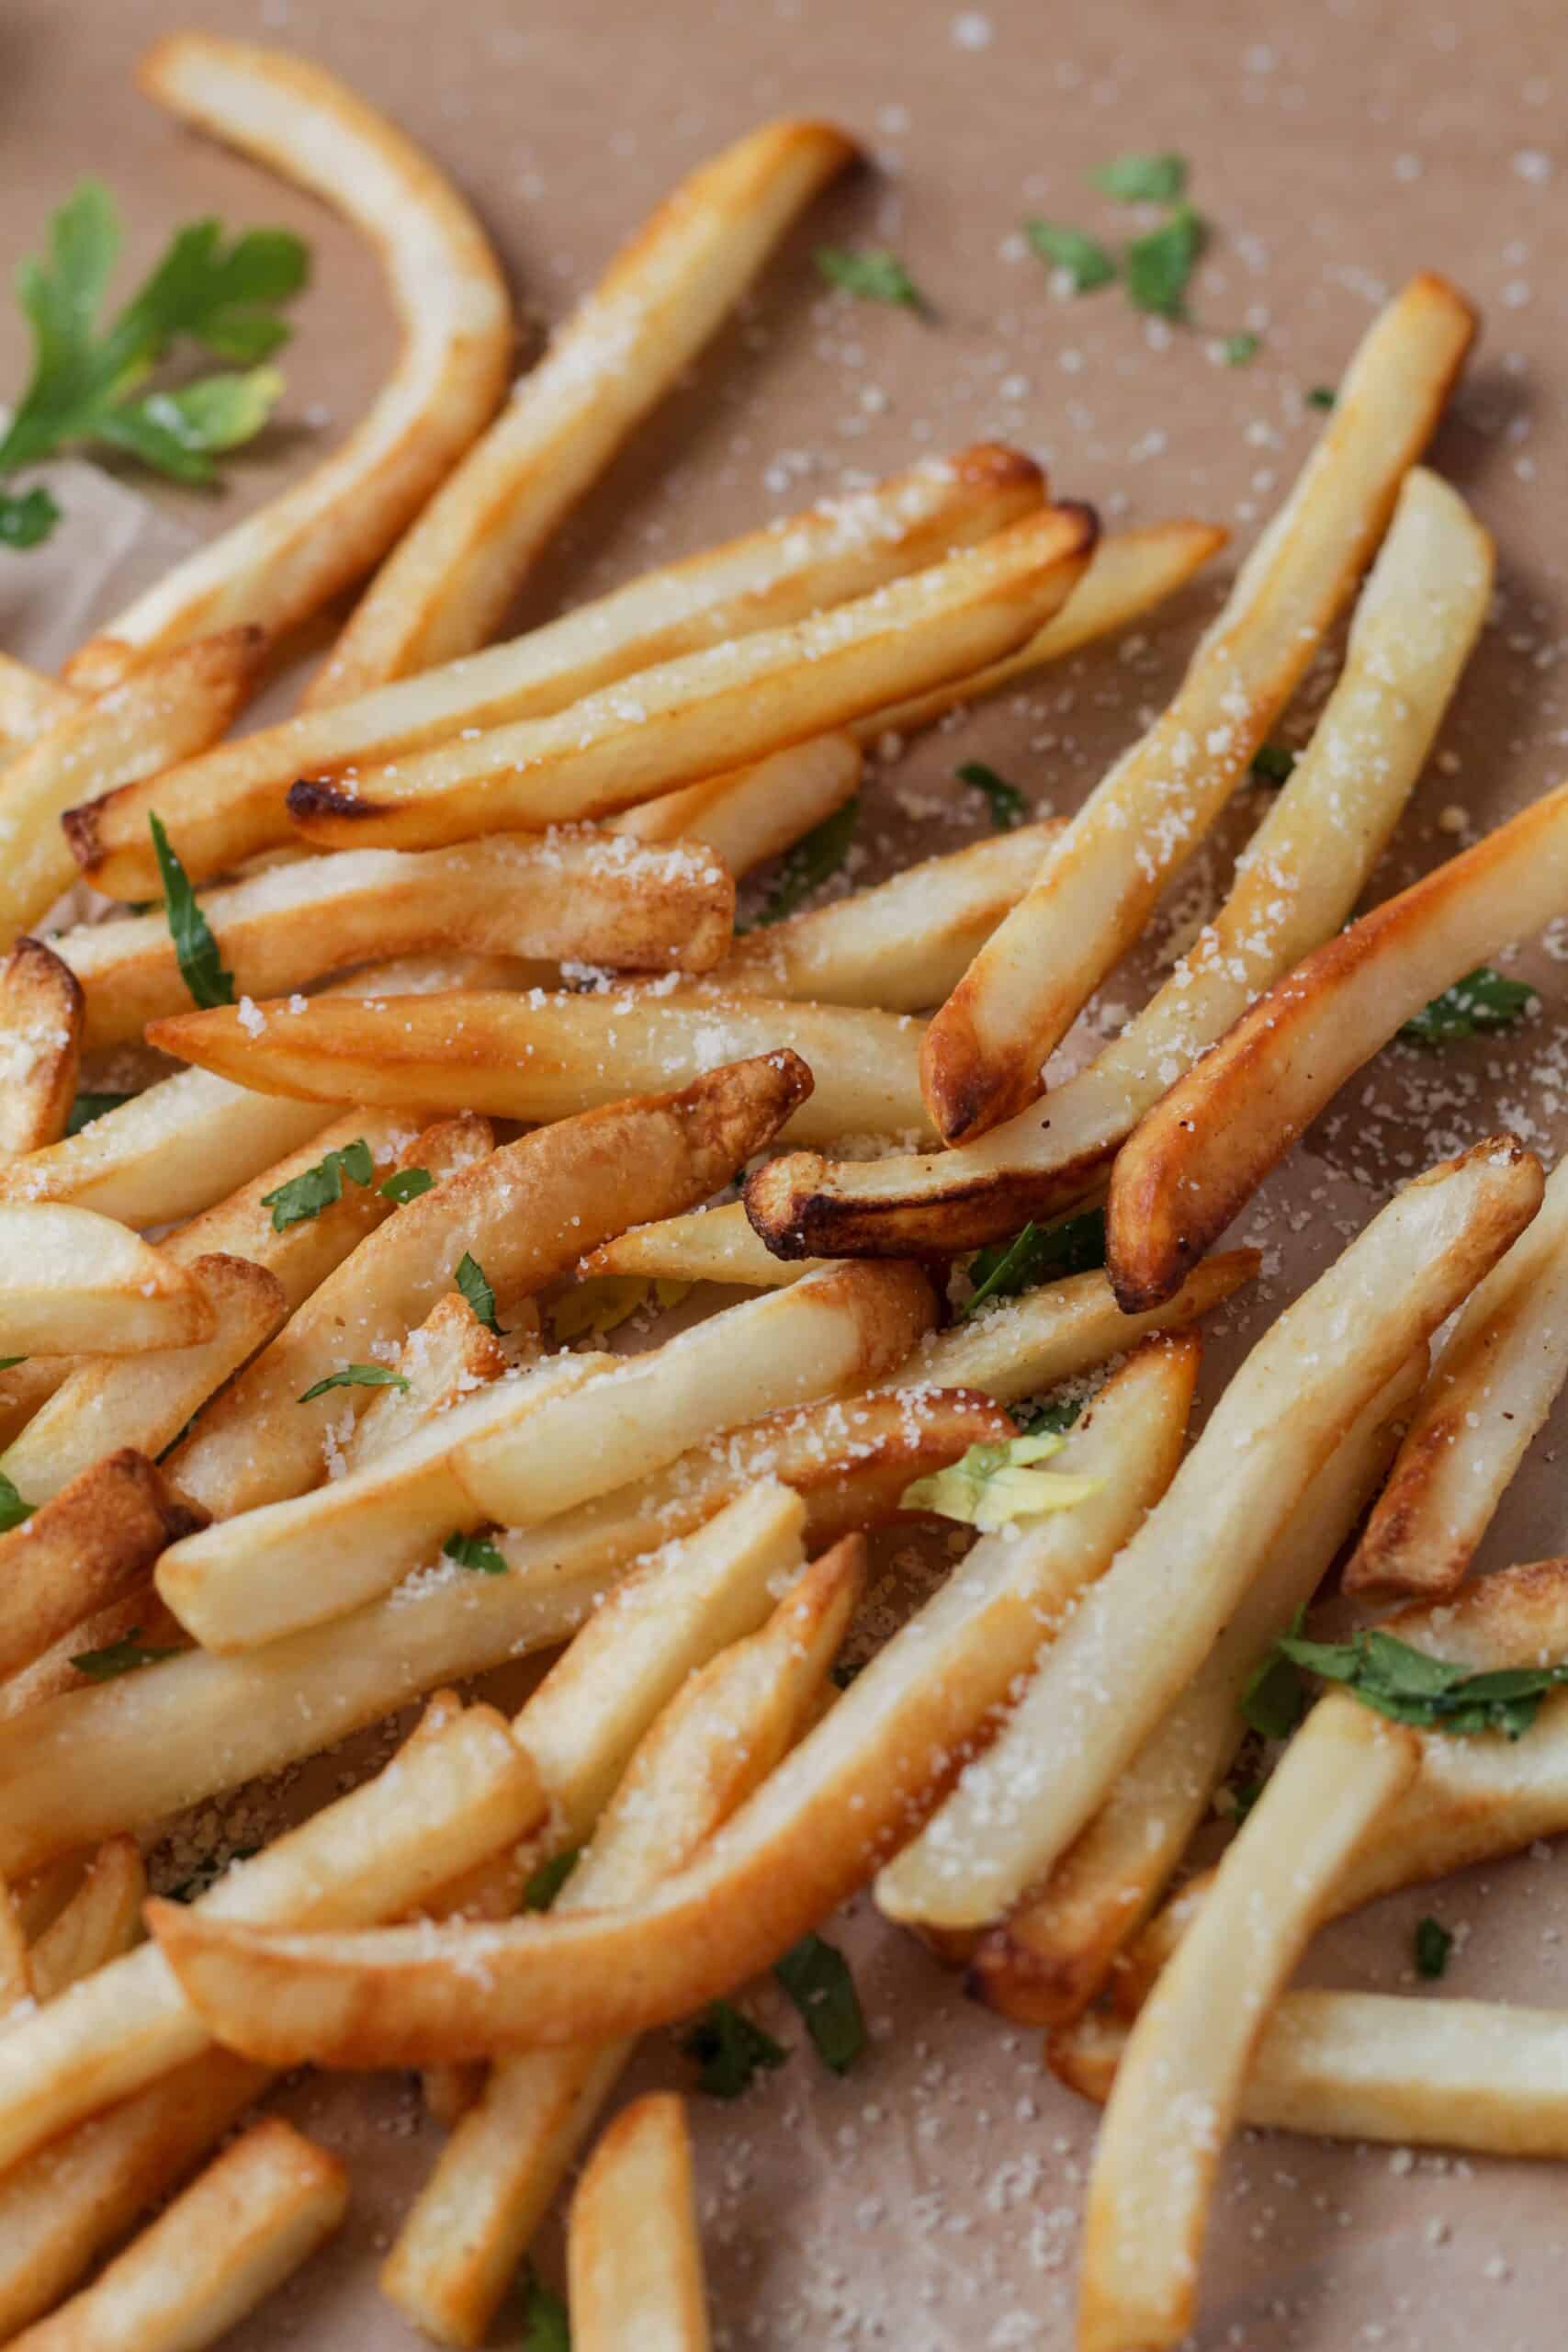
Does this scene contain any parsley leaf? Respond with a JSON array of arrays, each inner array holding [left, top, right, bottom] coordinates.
[[1124, 205, 1205, 317], [1019, 1391, 1087, 1437], [773, 1931, 866, 2075], [260, 1137, 375, 1232], [1272, 1627, 1568, 1739], [956, 760, 1027, 830], [681, 2000, 789, 2099], [0, 1359, 26, 1374], [1415, 1916, 1453, 1980], [901, 1429, 1102, 1532], [1023, 220, 1117, 293], [964, 1207, 1108, 1317], [1240, 1608, 1311, 1740], [442, 1528, 507, 1576], [1249, 742, 1298, 787], [70, 1627, 182, 1679], [814, 247, 928, 312], [64, 1090, 131, 1136], [0, 487, 60, 547], [1092, 152, 1189, 204], [1399, 967, 1536, 1046], [0, 1473, 36, 1533], [378, 1166, 434, 1205], [455, 1251, 504, 1335], [522, 1848, 581, 1911], [148, 815, 233, 1009], [297, 1363, 411, 1404], [1222, 331, 1260, 367], [519, 2266, 570, 2352], [1306, 384, 1337, 410], [739, 796, 860, 932]]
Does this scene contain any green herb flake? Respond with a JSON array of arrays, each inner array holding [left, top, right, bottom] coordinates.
[[522, 1848, 581, 1912], [739, 796, 861, 932], [681, 1999, 789, 2099], [455, 1251, 504, 1335], [0, 1473, 37, 1532], [900, 1429, 1102, 1532], [814, 247, 928, 312], [1249, 742, 1298, 787], [1124, 205, 1205, 318], [1273, 1626, 1568, 1739], [442, 1528, 507, 1576], [1222, 331, 1260, 367], [1415, 1915, 1453, 1980], [1399, 967, 1537, 1046], [518, 2264, 570, 2352], [773, 1931, 867, 2075], [297, 1363, 411, 1405], [148, 814, 233, 1009], [70, 1627, 183, 1679], [1306, 384, 1337, 411], [0, 1359, 26, 1374], [378, 1166, 434, 1205], [1240, 1636, 1310, 1741], [260, 1137, 375, 1232], [1092, 152, 1189, 204], [1023, 220, 1117, 293], [1019, 1392, 1087, 1438], [964, 1207, 1108, 1317], [955, 760, 1027, 830], [64, 1090, 131, 1136], [0, 487, 60, 547]]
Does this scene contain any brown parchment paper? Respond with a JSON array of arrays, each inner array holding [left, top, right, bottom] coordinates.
[[4, 0, 1568, 2343]]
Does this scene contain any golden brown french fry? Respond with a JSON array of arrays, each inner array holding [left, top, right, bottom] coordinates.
[[610, 732, 862, 876], [1346, 1155, 1568, 1596], [1111, 782, 1568, 1310], [66, 450, 1036, 899], [0, 655, 77, 752], [746, 465, 1495, 1254], [343, 1292, 512, 1472], [0, 943, 83, 1162], [0, 1208, 214, 1358], [311, 118, 860, 700], [144, 1340, 1195, 2065], [1077, 1697, 1417, 2352], [919, 274, 1476, 1146], [0, 631, 265, 946], [0, 1452, 203, 1680], [168, 1053, 810, 1518], [27, 1838, 145, 2004], [568, 2097, 710, 2352], [581, 1200, 826, 1290], [0, 1881, 28, 2018], [11, 2114, 347, 2352], [284, 509, 1096, 853], [65, 34, 510, 683]]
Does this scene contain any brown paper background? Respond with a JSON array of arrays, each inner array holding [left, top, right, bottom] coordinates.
[[4, 0, 1568, 2343]]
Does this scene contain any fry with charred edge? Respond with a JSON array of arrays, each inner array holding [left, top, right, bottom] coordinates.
[[919, 273, 1476, 1146], [1054, 1992, 1568, 2161], [9, 2116, 347, 2352], [27, 1838, 145, 2005], [0, 631, 265, 947], [1346, 1155, 1568, 1596], [0, 1453, 204, 1680], [387, 1528, 852, 2345], [65, 450, 1037, 900], [0, 944, 82, 1162], [147, 989, 932, 1149], [0, 655, 76, 752], [1111, 780, 1568, 1311], [581, 1200, 828, 1290], [65, 34, 510, 684], [747, 465, 1495, 1257], [310, 119, 860, 702], [168, 1053, 811, 1519], [0, 1704, 542, 2177], [1077, 1698, 1417, 2352], [284, 509, 1096, 853], [569, 2098, 711, 2352], [964, 1356, 1424, 2018], [159, 1262, 931, 1647], [142, 1340, 1195, 2065], [343, 1293, 513, 1472], [0, 1207, 215, 1358], [611, 733, 863, 876]]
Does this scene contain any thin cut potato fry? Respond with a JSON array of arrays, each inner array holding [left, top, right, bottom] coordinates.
[[919, 273, 1476, 1145], [1054, 1992, 1568, 2161], [1077, 1697, 1417, 2352], [0, 944, 83, 1162], [310, 118, 860, 701], [3, 1257, 286, 1504], [0, 1452, 204, 1681], [66, 34, 511, 680], [964, 1358, 1425, 2018], [169, 1053, 809, 1518], [0, 630, 265, 947], [148, 989, 932, 1148], [0, 1703, 543, 2174], [0, 655, 77, 752], [1111, 778, 1568, 1310], [747, 465, 1495, 1255], [609, 732, 863, 876], [27, 1839, 145, 2005], [67, 450, 1036, 900], [344, 1293, 512, 1472], [10, 2115, 347, 2352], [581, 1200, 829, 1289], [569, 2097, 710, 2352], [284, 509, 1097, 852], [1346, 1154, 1568, 1596], [0, 1883, 28, 2019], [0, 1207, 214, 1358], [144, 1340, 1197, 2064]]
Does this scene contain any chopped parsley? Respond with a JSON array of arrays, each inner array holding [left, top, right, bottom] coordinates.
[[297, 1363, 411, 1404], [1249, 742, 1298, 787], [260, 1136, 374, 1231], [1258, 1626, 1568, 1740], [378, 1166, 434, 1204], [814, 247, 928, 311], [1023, 220, 1116, 293], [149, 814, 233, 1010], [681, 1999, 788, 2099], [64, 1090, 131, 1135], [70, 1627, 183, 1679], [1092, 151, 1189, 204], [955, 759, 1027, 829], [1019, 1391, 1087, 1438], [1306, 384, 1337, 410], [964, 1206, 1108, 1317], [521, 1848, 581, 1912], [0, 1473, 36, 1532], [1221, 331, 1260, 368], [442, 1528, 507, 1576], [1414, 1916, 1453, 1980], [455, 1251, 504, 1335], [518, 2265, 570, 2351], [739, 796, 860, 931], [1124, 205, 1204, 318], [1240, 1608, 1311, 1740], [773, 1932, 866, 2075], [1399, 967, 1536, 1046]]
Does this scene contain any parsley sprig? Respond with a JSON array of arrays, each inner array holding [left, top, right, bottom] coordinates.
[[0, 1473, 37, 1533], [964, 1207, 1108, 1317], [682, 2000, 789, 2099], [148, 816, 233, 1010], [1251, 1626, 1568, 1742], [442, 1528, 507, 1576], [261, 1137, 374, 1232], [70, 1627, 183, 1679], [955, 760, 1026, 830], [773, 1931, 867, 2075], [739, 797, 860, 932], [455, 1252, 503, 1336], [814, 247, 928, 312], [1400, 967, 1536, 1046], [297, 1363, 411, 1405]]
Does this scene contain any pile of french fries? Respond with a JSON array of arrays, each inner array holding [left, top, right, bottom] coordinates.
[[4, 28, 1568, 2352]]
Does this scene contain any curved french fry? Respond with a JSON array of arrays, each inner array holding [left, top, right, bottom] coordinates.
[[26, 1838, 145, 2005], [0, 1207, 213, 1358]]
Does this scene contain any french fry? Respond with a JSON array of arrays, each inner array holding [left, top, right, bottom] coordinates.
[[581, 1199, 827, 1290], [310, 118, 861, 700], [0, 1207, 215, 1358], [0, 654, 77, 752], [747, 465, 1495, 1254], [169, 1053, 810, 1518], [0, 1702, 542, 2173], [1346, 1155, 1568, 1596], [27, 1838, 145, 2004], [160, 1261, 930, 1646], [283, 509, 1096, 853], [144, 1340, 1196, 2064], [343, 1292, 512, 1471], [0, 1882, 28, 2018], [0, 943, 83, 1162], [568, 2097, 710, 2352], [963, 1356, 1426, 2018], [65, 34, 511, 681], [0, 630, 265, 947], [1077, 1696, 1417, 2352], [919, 274, 1476, 1145], [66, 449, 1036, 899], [1111, 779, 1568, 1310], [151, 988, 932, 1147], [0, 1452, 204, 1680], [610, 732, 862, 875], [10, 2115, 348, 2352]]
